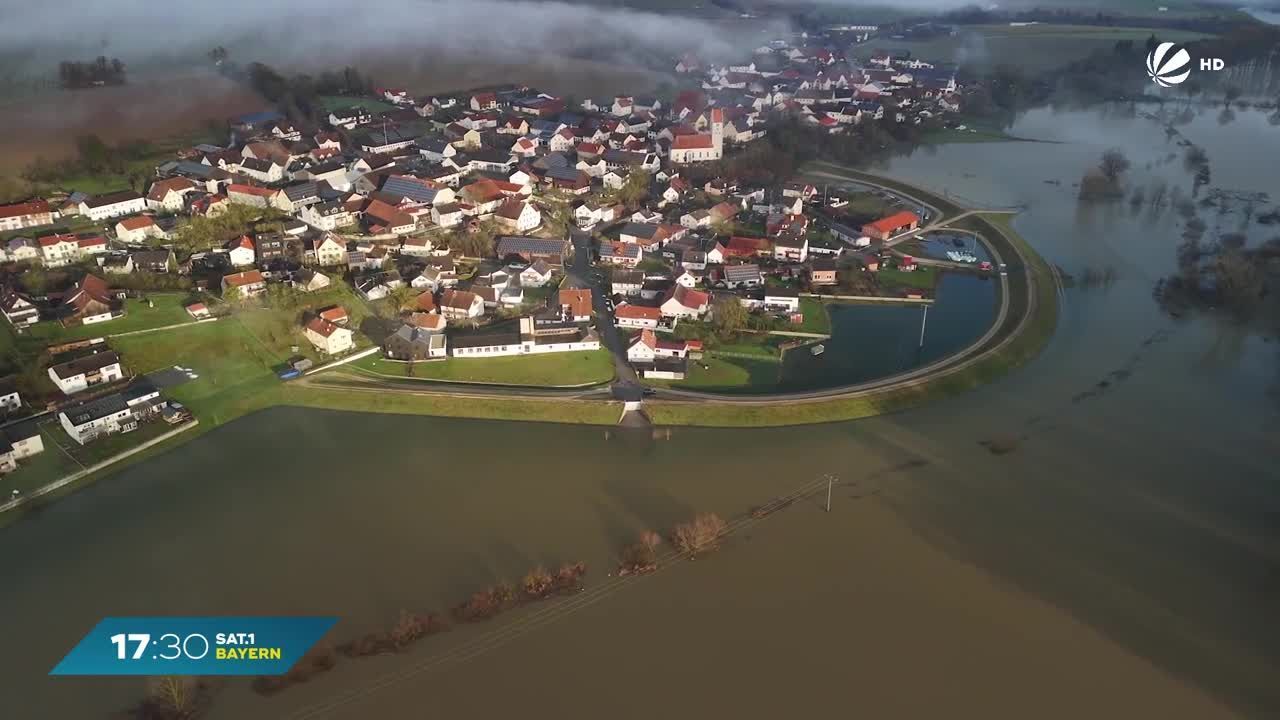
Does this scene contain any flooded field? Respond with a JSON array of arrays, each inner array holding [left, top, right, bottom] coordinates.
[[1, 104, 1278, 718]]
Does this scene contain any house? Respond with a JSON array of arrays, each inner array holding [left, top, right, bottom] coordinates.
[[222, 270, 267, 297], [763, 288, 801, 312], [0, 378, 20, 413], [722, 263, 763, 289], [38, 233, 80, 267], [519, 261, 554, 288], [98, 253, 134, 274], [363, 199, 416, 236], [611, 269, 644, 296], [432, 203, 464, 228], [1, 288, 40, 327], [6, 237, 41, 264], [224, 235, 256, 267], [862, 211, 920, 241], [599, 241, 642, 267], [115, 215, 161, 244], [293, 269, 331, 293], [79, 190, 146, 221], [48, 351, 124, 395], [239, 157, 285, 184], [385, 322, 448, 360], [724, 236, 772, 259], [773, 234, 809, 262], [60, 274, 120, 324], [493, 198, 541, 233], [680, 209, 710, 229], [0, 199, 54, 231], [309, 233, 348, 267], [810, 258, 838, 286], [708, 201, 739, 226], [439, 289, 485, 320], [470, 92, 498, 111], [304, 316, 355, 355], [659, 284, 710, 319], [130, 249, 174, 273], [226, 184, 276, 208], [626, 329, 697, 362], [0, 421, 44, 473], [300, 200, 353, 231], [614, 302, 662, 330], [186, 303, 210, 319], [328, 105, 373, 129], [57, 383, 162, 445], [495, 236, 570, 264], [558, 288, 593, 322]]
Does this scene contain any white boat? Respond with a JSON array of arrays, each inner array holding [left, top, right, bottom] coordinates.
[[811, 344, 825, 356]]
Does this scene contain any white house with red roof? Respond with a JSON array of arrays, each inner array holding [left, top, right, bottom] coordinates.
[[626, 329, 699, 363], [115, 215, 162, 244], [659, 285, 710, 319], [0, 199, 54, 231], [613, 302, 662, 330], [304, 316, 354, 355], [38, 233, 80, 267], [226, 184, 275, 208], [222, 270, 266, 297], [223, 235, 256, 267], [668, 110, 723, 164]]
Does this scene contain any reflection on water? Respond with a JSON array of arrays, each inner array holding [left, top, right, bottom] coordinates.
[[781, 274, 996, 390]]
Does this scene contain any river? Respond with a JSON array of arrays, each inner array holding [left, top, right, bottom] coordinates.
[[1, 104, 1278, 718]]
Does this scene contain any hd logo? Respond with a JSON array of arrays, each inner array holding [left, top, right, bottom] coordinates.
[[1145, 42, 1225, 87]]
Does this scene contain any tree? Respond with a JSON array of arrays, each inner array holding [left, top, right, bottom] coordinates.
[[1223, 85, 1242, 108], [223, 283, 241, 304], [711, 295, 747, 338], [387, 285, 415, 315], [616, 170, 651, 208], [145, 676, 197, 718], [452, 220, 498, 258], [1099, 148, 1130, 183]]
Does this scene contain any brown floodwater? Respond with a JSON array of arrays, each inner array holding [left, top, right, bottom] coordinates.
[[1, 105, 1278, 718]]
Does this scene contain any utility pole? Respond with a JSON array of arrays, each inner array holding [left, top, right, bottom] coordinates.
[[825, 473, 837, 512], [918, 303, 929, 348]]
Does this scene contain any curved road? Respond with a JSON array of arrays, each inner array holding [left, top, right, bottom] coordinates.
[[301, 170, 1047, 417]]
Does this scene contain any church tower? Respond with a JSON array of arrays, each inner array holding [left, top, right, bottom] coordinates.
[[710, 108, 724, 159]]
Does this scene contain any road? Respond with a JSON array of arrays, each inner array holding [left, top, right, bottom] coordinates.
[[568, 230, 643, 402]]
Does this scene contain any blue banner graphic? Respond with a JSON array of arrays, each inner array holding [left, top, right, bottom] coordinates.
[[50, 616, 338, 676]]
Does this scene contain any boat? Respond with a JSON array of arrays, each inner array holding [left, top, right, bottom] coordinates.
[[811, 344, 825, 356]]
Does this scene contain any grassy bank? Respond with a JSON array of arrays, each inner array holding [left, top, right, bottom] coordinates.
[[18, 294, 194, 348], [644, 212, 1059, 427], [796, 297, 832, 335], [349, 348, 615, 387]]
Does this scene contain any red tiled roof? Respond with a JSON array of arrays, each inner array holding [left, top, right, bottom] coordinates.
[[117, 215, 155, 231], [319, 306, 348, 323], [306, 316, 340, 338], [38, 233, 76, 247], [440, 289, 478, 310], [615, 303, 661, 321], [864, 211, 920, 235], [227, 184, 275, 198], [223, 270, 265, 287], [559, 288, 592, 318], [671, 134, 713, 150], [0, 199, 50, 219]]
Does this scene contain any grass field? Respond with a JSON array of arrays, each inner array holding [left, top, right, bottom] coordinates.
[[878, 265, 940, 291], [868, 23, 1215, 72], [349, 348, 615, 387], [17, 294, 195, 349], [796, 297, 832, 335]]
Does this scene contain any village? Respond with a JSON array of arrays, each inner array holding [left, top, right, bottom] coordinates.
[[0, 31, 981, 488]]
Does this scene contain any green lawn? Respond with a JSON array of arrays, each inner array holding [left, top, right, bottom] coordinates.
[[655, 355, 780, 393], [878, 265, 940, 292], [19, 294, 195, 349], [350, 348, 615, 387], [796, 298, 832, 335]]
